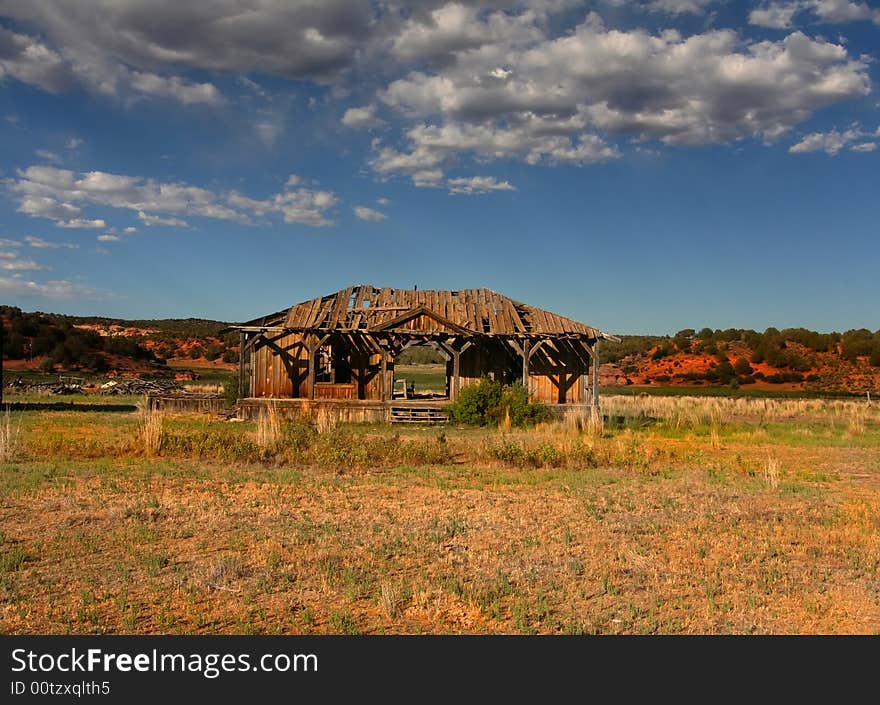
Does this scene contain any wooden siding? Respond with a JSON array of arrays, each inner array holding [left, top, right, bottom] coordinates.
[[250, 332, 302, 398], [314, 383, 355, 399], [250, 331, 384, 400], [249, 329, 589, 403], [454, 338, 587, 404]]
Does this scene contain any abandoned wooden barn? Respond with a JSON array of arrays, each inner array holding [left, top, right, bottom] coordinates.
[[233, 285, 617, 422]]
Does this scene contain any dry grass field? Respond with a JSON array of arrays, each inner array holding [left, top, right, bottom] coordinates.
[[1, 395, 878, 634]]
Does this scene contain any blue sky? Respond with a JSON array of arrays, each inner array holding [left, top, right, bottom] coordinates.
[[0, 1, 878, 334]]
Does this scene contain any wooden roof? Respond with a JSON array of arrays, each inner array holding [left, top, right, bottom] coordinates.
[[264, 285, 614, 339]]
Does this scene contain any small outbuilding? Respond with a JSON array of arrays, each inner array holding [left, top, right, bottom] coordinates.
[[232, 285, 617, 422]]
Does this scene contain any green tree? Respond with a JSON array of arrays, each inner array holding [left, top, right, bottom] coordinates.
[[448, 378, 503, 426], [733, 358, 753, 376], [205, 343, 224, 361]]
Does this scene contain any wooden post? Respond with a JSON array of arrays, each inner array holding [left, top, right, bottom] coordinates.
[[238, 331, 246, 399], [452, 348, 461, 400], [522, 339, 531, 392], [580, 359, 588, 404], [591, 341, 600, 411], [380, 349, 388, 402], [307, 334, 331, 401], [307, 339, 316, 400]]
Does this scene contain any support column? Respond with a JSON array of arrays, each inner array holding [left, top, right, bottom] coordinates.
[[306, 334, 331, 401], [238, 331, 246, 399], [307, 342, 316, 400], [591, 341, 600, 412], [452, 348, 461, 400], [522, 339, 531, 391], [380, 349, 388, 402], [580, 361, 589, 403]]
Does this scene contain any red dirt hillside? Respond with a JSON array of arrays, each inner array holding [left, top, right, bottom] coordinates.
[[2, 306, 238, 375], [600, 329, 880, 394]]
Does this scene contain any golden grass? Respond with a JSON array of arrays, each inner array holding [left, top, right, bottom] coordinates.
[[763, 455, 780, 488], [136, 401, 163, 456], [602, 394, 880, 426], [255, 403, 282, 453], [0, 407, 20, 463], [1, 400, 878, 635]]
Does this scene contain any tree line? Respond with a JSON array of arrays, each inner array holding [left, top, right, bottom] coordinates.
[[602, 326, 880, 369], [1, 306, 239, 372]]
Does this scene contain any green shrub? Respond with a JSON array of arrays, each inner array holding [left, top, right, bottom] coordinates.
[[281, 420, 316, 452], [204, 343, 224, 361], [398, 439, 453, 465], [717, 360, 735, 384], [733, 358, 753, 376], [448, 378, 503, 426], [486, 438, 596, 469], [161, 429, 261, 462], [492, 383, 554, 428], [449, 379, 552, 427], [525, 442, 564, 468], [487, 439, 526, 465], [651, 345, 673, 360], [764, 372, 805, 384]]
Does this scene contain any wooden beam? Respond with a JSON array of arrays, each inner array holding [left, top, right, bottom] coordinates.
[[238, 331, 246, 399], [580, 359, 588, 403], [402, 339, 452, 361], [307, 347, 316, 400], [230, 326, 290, 334], [592, 341, 600, 410], [306, 333, 332, 400], [527, 338, 548, 361], [369, 305, 474, 335], [522, 339, 531, 391], [433, 340, 455, 361]]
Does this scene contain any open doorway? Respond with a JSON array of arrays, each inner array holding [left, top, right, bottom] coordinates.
[[392, 343, 449, 400]]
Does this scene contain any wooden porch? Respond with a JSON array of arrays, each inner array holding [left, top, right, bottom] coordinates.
[[238, 397, 451, 424], [238, 397, 599, 426]]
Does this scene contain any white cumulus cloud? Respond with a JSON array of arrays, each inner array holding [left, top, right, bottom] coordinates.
[[446, 176, 516, 194], [0, 251, 47, 270], [353, 206, 387, 221], [750, 1, 880, 28], [342, 104, 384, 129], [0, 275, 98, 298], [24, 235, 78, 248], [789, 126, 877, 154], [8, 164, 341, 229]]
